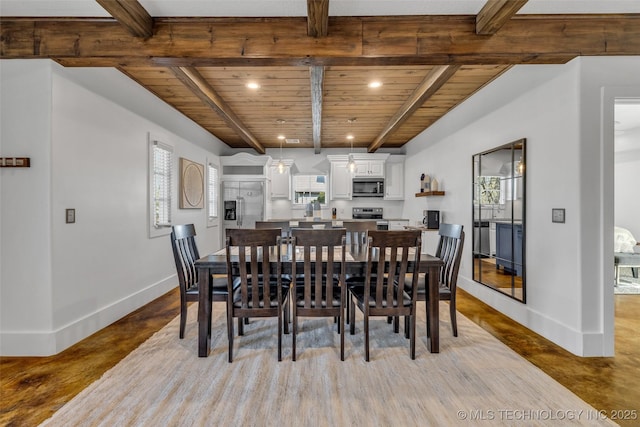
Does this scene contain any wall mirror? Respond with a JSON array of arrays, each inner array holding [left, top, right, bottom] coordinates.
[[472, 138, 526, 302]]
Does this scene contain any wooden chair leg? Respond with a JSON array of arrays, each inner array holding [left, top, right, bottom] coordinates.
[[292, 309, 297, 361], [404, 316, 410, 339], [238, 317, 244, 336], [228, 312, 234, 363], [278, 312, 283, 361], [345, 296, 350, 324], [410, 314, 416, 360], [284, 298, 290, 335], [425, 302, 430, 338], [350, 295, 356, 335], [179, 304, 187, 339], [340, 313, 345, 361], [364, 312, 370, 362], [450, 300, 458, 337]]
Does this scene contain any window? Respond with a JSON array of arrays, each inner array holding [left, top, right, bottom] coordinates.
[[476, 176, 503, 205], [292, 174, 327, 205], [149, 137, 173, 238], [207, 162, 219, 227]]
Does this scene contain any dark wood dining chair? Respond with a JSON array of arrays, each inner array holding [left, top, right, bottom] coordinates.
[[256, 220, 291, 243], [342, 220, 378, 323], [225, 228, 290, 362], [404, 223, 465, 337], [291, 228, 347, 361], [170, 224, 230, 339], [349, 230, 422, 361]]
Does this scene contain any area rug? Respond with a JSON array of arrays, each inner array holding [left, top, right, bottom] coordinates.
[[615, 269, 640, 294], [41, 303, 614, 426]]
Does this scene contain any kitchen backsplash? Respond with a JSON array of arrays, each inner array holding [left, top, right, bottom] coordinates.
[[270, 199, 405, 220]]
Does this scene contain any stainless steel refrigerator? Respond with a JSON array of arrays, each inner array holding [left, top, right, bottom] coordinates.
[[222, 181, 265, 231]]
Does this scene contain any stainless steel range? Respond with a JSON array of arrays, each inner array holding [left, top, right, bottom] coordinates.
[[352, 207, 388, 230]]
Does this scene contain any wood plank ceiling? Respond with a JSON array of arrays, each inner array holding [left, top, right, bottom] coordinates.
[[2, 0, 640, 154]]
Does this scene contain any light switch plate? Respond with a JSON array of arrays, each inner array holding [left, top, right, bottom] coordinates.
[[66, 208, 76, 224], [552, 208, 565, 223]]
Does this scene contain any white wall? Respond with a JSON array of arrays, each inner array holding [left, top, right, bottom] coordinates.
[[0, 60, 55, 353], [615, 128, 640, 239], [0, 60, 226, 355], [404, 56, 640, 356]]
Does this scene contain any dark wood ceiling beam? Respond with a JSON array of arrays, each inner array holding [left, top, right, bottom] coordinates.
[[2, 15, 640, 65], [170, 67, 265, 154], [95, 0, 153, 39], [368, 65, 460, 152], [476, 0, 528, 35], [307, 0, 330, 37], [309, 66, 324, 154]]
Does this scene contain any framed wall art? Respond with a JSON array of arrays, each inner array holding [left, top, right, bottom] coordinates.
[[179, 158, 204, 209]]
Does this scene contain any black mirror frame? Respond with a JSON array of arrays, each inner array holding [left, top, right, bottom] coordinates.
[[472, 138, 526, 303]]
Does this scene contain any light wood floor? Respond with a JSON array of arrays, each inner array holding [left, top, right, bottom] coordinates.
[[1, 288, 639, 426]]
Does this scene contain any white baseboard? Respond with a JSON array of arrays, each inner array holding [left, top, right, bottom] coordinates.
[[0, 275, 176, 356], [458, 277, 608, 357]]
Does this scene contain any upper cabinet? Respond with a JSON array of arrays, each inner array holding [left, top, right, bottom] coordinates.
[[330, 161, 352, 200], [384, 156, 405, 200], [269, 166, 291, 199], [327, 153, 393, 200], [353, 160, 384, 177]]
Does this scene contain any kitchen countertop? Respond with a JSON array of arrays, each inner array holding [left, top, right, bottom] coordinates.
[[263, 218, 409, 223], [404, 225, 439, 231], [488, 219, 523, 224]]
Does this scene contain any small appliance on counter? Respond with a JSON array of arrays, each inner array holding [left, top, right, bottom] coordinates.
[[423, 210, 440, 229]]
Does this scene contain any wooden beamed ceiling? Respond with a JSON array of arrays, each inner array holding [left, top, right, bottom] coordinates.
[[2, 0, 640, 153]]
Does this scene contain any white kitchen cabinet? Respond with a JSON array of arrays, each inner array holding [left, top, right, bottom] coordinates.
[[354, 160, 384, 177], [269, 166, 291, 199], [384, 158, 404, 200], [330, 161, 352, 200]]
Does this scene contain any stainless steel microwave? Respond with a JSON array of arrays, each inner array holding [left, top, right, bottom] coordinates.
[[352, 177, 384, 197]]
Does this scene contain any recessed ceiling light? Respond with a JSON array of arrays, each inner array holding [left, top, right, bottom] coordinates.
[[346, 134, 354, 140], [368, 81, 382, 89], [277, 134, 285, 140], [246, 82, 260, 90]]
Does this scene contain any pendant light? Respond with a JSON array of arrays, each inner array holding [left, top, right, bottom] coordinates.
[[517, 156, 524, 176], [346, 118, 357, 173], [276, 119, 286, 174]]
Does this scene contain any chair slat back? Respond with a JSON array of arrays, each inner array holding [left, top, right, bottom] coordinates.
[[226, 228, 282, 310], [435, 224, 465, 292], [366, 230, 422, 308], [171, 224, 200, 292], [292, 228, 346, 309]]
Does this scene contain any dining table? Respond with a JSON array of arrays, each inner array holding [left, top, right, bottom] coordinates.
[[194, 243, 444, 357]]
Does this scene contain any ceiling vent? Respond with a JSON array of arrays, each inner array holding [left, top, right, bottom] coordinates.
[[285, 138, 300, 144]]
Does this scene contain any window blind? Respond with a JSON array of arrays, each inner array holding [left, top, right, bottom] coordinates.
[[292, 174, 327, 205], [152, 141, 173, 228]]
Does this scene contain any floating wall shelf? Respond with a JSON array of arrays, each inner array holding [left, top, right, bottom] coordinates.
[[415, 191, 445, 197], [0, 157, 30, 167]]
